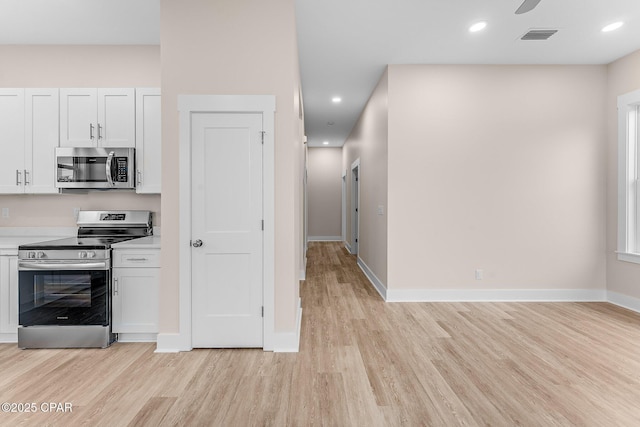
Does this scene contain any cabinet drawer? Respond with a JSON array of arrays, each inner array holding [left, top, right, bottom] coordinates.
[[113, 250, 160, 268]]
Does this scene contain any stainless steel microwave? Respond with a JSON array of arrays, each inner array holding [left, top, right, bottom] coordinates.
[[55, 147, 136, 189]]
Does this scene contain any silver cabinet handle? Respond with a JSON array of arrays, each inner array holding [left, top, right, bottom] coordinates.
[[137, 170, 142, 186], [192, 239, 203, 248], [114, 277, 119, 296], [89, 123, 94, 140], [106, 151, 115, 187], [98, 123, 103, 140], [16, 170, 21, 185], [125, 258, 148, 262], [24, 170, 29, 185]]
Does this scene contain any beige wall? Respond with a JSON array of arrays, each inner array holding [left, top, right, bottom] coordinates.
[[160, 0, 302, 333], [0, 45, 161, 227], [606, 49, 640, 299], [343, 69, 389, 286], [307, 147, 342, 239], [387, 64, 607, 291], [0, 45, 160, 88]]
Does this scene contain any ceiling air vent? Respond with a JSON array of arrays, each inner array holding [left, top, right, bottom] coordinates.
[[520, 29, 558, 41]]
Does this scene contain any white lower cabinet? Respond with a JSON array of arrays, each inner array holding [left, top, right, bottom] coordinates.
[[112, 249, 159, 342], [0, 253, 19, 342]]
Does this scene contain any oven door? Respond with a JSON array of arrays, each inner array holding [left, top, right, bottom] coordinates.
[[18, 260, 110, 326]]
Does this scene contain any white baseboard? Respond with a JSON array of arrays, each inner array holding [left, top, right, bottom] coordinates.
[[607, 291, 640, 314], [345, 242, 353, 254], [155, 333, 188, 353], [308, 236, 342, 242], [300, 256, 307, 281], [117, 333, 157, 343], [385, 288, 607, 303], [0, 333, 17, 343], [357, 257, 387, 300], [272, 298, 302, 353]]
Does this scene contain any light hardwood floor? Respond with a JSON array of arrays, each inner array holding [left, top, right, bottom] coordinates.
[[2, 241, 640, 426]]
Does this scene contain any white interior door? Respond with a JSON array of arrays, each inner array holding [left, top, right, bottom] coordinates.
[[352, 165, 359, 254], [191, 112, 263, 348]]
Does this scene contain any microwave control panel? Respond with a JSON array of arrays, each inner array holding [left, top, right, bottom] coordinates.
[[115, 157, 128, 182]]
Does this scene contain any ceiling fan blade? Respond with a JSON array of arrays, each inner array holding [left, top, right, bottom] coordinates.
[[515, 0, 542, 14]]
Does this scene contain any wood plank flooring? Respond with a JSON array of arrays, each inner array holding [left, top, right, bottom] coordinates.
[[1, 241, 640, 426]]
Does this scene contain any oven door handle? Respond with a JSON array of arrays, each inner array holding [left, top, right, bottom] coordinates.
[[18, 261, 109, 271]]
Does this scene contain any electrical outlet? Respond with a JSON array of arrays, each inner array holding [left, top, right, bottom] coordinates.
[[475, 269, 483, 280], [1, 208, 8, 219], [377, 205, 384, 215]]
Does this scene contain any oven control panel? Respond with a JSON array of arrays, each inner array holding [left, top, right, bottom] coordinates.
[[25, 251, 46, 259], [18, 249, 108, 261], [78, 251, 97, 259]]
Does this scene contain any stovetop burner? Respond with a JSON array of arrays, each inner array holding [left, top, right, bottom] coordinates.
[[19, 236, 141, 251], [18, 210, 153, 255]]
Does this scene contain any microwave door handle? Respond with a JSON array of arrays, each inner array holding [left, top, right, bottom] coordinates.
[[106, 151, 115, 187]]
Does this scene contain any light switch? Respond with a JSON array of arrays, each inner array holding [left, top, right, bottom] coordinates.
[[1, 208, 8, 219], [377, 205, 384, 215]]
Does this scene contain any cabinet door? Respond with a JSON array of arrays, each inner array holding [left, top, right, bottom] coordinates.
[[135, 88, 161, 194], [0, 89, 26, 194], [0, 256, 19, 335], [98, 88, 135, 148], [60, 88, 98, 147], [25, 89, 59, 194], [112, 268, 159, 334]]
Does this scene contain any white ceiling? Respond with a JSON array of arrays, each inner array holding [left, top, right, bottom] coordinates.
[[1, 1, 639, 148], [297, 0, 640, 147]]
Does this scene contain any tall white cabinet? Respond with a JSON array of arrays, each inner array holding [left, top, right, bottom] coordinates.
[[25, 89, 60, 194], [59, 88, 135, 147], [0, 88, 59, 194], [0, 89, 25, 193], [135, 88, 162, 194]]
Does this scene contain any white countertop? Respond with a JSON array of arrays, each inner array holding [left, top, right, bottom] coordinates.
[[111, 235, 161, 250], [0, 235, 73, 251], [0, 227, 161, 251]]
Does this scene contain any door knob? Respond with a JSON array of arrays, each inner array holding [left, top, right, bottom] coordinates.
[[192, 239, 203, 247]]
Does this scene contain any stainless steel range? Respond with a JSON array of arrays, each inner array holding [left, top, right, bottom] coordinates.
[[17, 210, 152, 349]]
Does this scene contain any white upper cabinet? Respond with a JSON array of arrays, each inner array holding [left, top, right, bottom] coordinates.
[[25, 89, 59, 194], [0, 89, 58, 195], [135, 88, 161, 194], [0, 89, 25, 194], [60, 88, 135, 148]]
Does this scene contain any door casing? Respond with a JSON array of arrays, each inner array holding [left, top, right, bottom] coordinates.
[[351, 158, 360, 255], [176, 95, 275, 351]]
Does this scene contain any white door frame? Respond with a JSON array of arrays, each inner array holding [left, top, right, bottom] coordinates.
[[341, 170, 346, 242], [351, 158, 360, 255], [176, 95, 275, 351]]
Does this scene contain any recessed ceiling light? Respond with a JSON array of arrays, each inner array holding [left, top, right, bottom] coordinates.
[[332, 97, 342, 103], [469, 21, 487, 33], [602, 22, 623, 32], [322, 141, 329, 145]]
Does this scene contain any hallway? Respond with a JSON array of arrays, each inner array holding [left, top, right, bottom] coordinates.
[[299, 242, 640, 426], [1, 242, 640, 425]]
